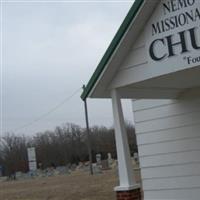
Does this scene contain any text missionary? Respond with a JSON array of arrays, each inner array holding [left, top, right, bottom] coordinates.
[[149, 0, 200, 61]]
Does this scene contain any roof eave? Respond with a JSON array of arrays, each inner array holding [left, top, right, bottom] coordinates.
[[81, 0, 145, 100]]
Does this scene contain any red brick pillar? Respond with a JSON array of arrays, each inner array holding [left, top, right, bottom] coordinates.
[[116, 188, 141, 200]]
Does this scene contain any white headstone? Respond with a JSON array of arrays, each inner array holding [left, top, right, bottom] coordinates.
[[27, 147, 37, 171], [107, 153, 112, 160], [107, 153, 113, 167], [96, 154, 101, 165]]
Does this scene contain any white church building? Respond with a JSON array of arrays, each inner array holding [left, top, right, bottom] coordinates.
[[81, 0, 200, 199]]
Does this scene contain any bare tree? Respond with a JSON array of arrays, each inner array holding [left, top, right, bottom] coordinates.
[[0, 122, 137, 175]]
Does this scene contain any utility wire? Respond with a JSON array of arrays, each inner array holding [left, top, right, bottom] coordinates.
[[12, 87, 82, 133]]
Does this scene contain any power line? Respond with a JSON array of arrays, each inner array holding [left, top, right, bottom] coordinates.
[[12, 87, 82, 133]]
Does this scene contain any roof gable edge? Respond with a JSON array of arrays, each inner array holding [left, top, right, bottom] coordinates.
[[81, 0, 145, 100]]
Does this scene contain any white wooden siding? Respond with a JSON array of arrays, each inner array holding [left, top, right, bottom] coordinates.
[[119, 46, 146, 71], [133, 98, 200, 199], [145, 189, 200, 200], [119, 29, 146, 71], [110, 30, 148, 89]]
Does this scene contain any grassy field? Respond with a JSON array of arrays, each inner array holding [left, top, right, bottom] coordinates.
[[0, 168, 141, 200], [0, 170, 118, 200]]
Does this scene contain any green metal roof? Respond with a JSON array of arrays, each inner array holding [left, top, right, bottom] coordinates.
[[81, 0, 144, 100]]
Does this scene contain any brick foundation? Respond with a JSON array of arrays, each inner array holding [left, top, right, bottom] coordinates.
[[116, 188, 141, 200]]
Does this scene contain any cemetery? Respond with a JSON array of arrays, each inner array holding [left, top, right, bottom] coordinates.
[[0, 168, 124, 200], [0, 153, 140, 200]]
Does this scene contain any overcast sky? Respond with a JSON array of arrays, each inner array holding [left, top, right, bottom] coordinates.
[[1, 1, 135, 135]]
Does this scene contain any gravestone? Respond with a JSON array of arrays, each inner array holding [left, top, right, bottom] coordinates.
[[96, 154, 101, 166], [27, 147, 37, 172], [92, 163, 102, 174], [101, 160, 110, 170], [107, 153, 113, 167]]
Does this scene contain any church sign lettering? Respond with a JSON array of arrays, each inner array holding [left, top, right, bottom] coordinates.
[[148, 0, 200, 66]]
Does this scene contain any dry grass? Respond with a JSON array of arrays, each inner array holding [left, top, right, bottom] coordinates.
[[0, 170, 118, 200], [0, 168, 141, 200]]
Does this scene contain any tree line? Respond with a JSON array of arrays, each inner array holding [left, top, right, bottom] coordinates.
[[0, 122, 137, 176]]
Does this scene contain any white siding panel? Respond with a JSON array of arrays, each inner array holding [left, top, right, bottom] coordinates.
[[130, 30, 145, 50], [120, 30, 146, 70], [133, 97, 200, 199], [135, 111, 200, 134], [144, 188, 200, 200], [133, 99, 174, 111], [135, 99, 200, 123], [137, 124, 200, 145], [120, 46, 146, 70], [138, 137, 200, 156], [110, 62, 149, 89], [143, 176, 200, 191], [141, 163, 200, 179], [140, 151, 200, 168]]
